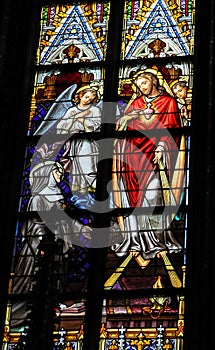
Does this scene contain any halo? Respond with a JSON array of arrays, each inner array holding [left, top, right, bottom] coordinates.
[[142, 67, 164, 86], [169, 77, 189, 90], [133, 67, 164, 86], [75, 84, 101, 102], [129, 66, 175, 103]]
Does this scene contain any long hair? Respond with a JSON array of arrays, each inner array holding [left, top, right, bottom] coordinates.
[[134, 71, 166, 97], [73, 85, 100, 104]]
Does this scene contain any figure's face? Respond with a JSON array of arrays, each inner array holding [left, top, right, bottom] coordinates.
[[136, 76, 153, 96], [80, 91, 96, 105], [52, 167, 63, 183], [173, 84, 187, 99]]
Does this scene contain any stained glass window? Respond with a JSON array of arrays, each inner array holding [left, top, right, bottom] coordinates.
[[3, 1, 195, 349], [37, 3, 111, 64], [121, 0, 194, 59]]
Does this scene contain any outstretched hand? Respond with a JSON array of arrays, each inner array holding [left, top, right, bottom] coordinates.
[[116, 111, 139, 130]]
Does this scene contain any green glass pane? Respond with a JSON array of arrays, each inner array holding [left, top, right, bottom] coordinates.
[[121, 0, 195, 59], [37, 2, 111, 65]]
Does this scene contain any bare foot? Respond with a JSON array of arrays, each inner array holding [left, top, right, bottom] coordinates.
[[129, 250, 140, 258], [157, 250, 167, 258]]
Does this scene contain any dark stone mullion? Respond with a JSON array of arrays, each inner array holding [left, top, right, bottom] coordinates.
[[82, 2, 125, 350]]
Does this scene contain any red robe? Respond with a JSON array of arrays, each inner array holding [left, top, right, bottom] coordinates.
[[116, 92, 183, 208]]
